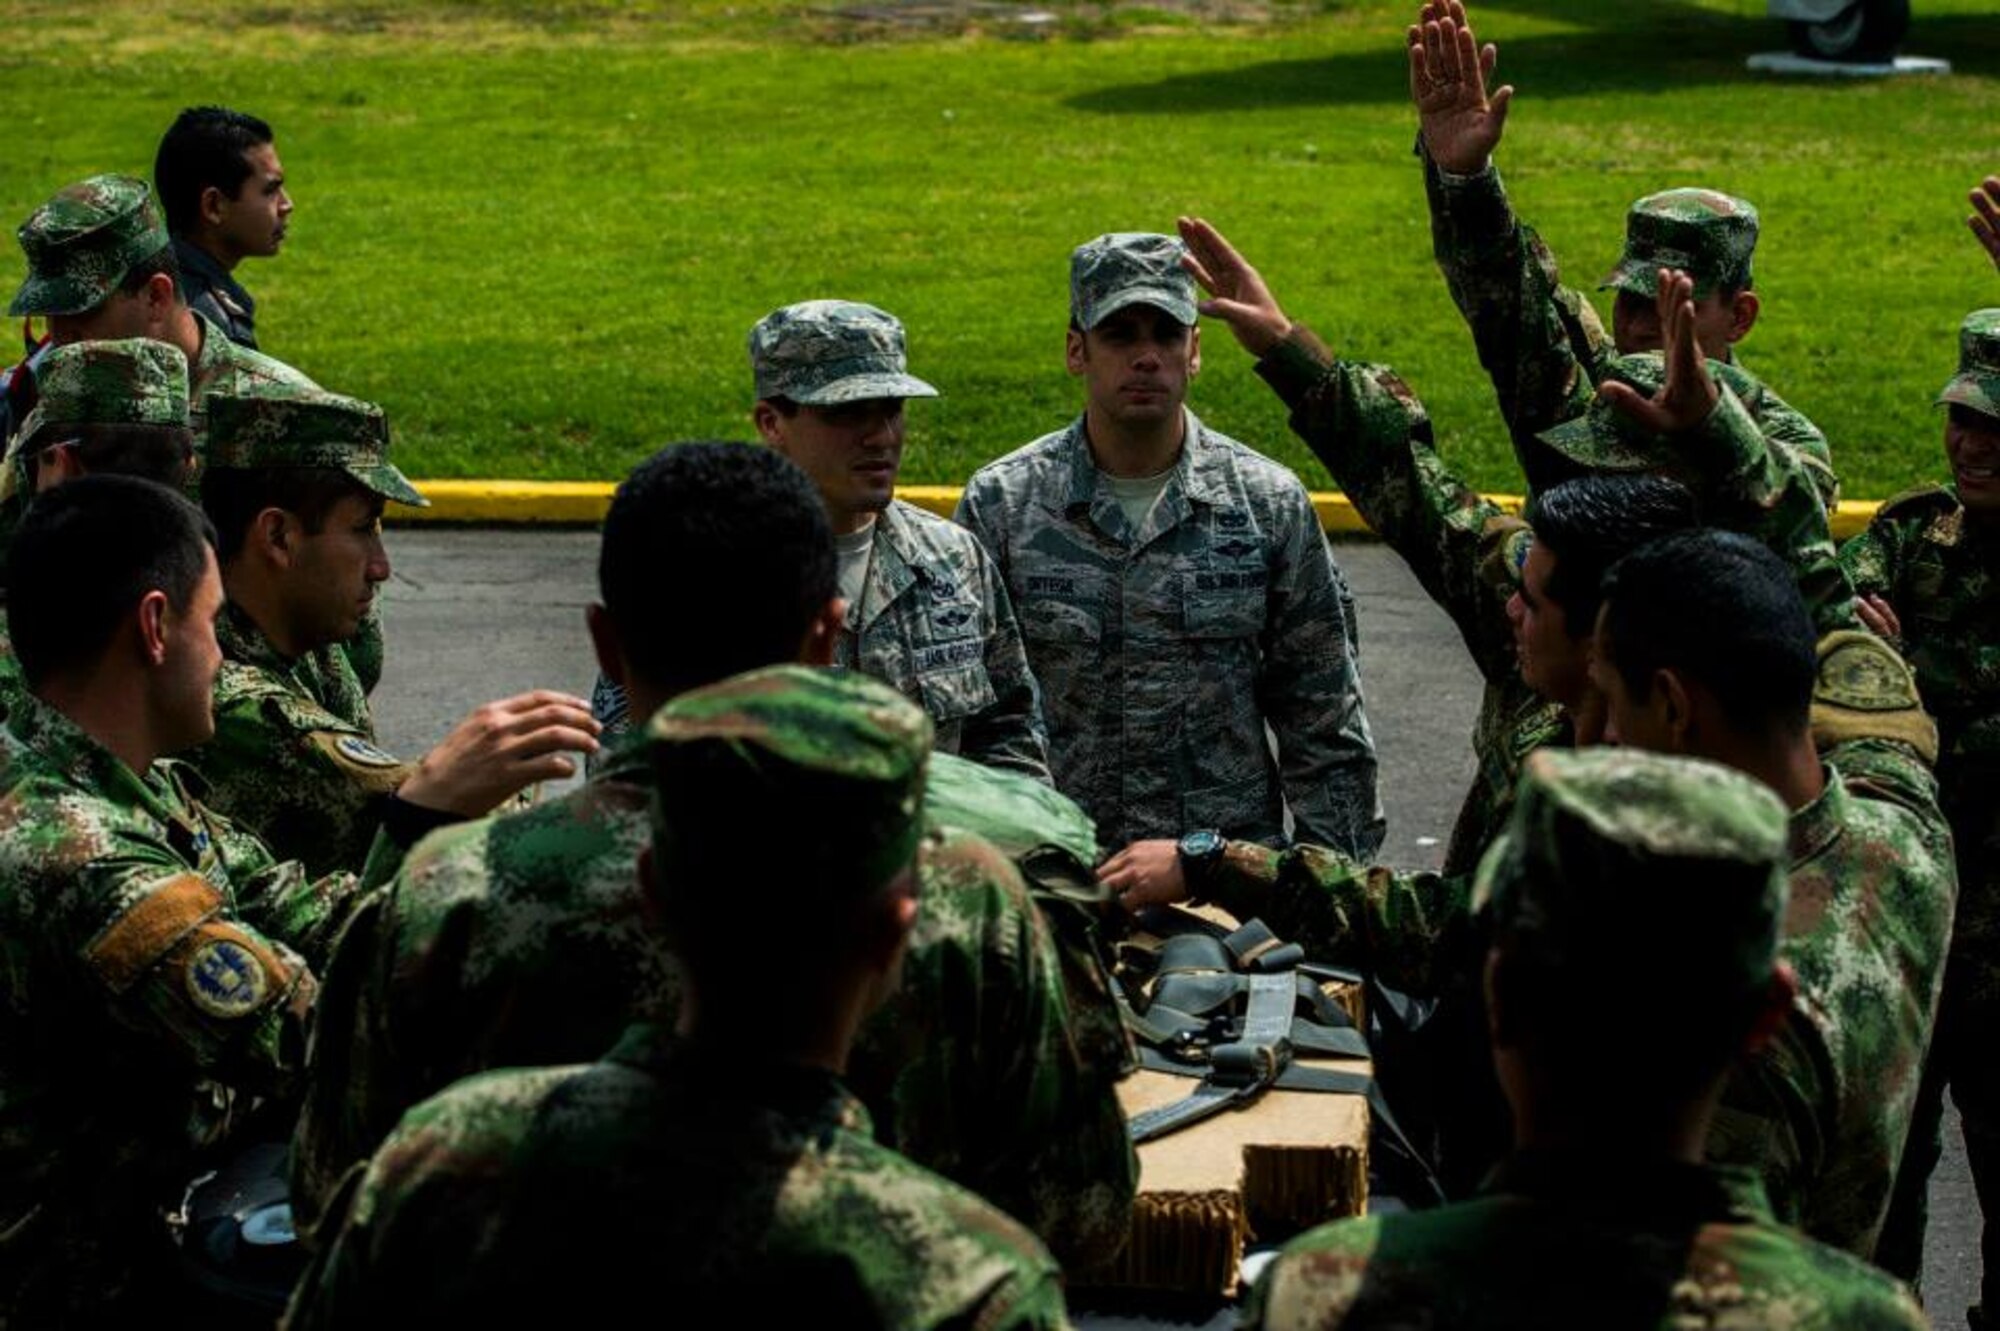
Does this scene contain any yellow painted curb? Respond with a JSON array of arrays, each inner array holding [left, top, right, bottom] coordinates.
[[399, 479, 1882, 541]]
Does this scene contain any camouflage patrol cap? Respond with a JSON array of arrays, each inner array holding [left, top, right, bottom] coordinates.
[[203, 390, 428, 507], [1600, 188, 1758, 299], [1936, 309, 2000, 421], [14, 338, 189, 452], [1472, 748, 1788, 991], [1070, 232, 1198, 331], [647, 665, 933, 901], [748, 300, 939, 406], [1534, 351, 1760, 473], [10, 175, 171, 317]]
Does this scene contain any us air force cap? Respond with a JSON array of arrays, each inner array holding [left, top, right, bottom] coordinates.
[[748, 300, 939, 406], [1936, 309, 2000, 422], [15, 338, 189, 453], [646, 664, 932, 901], [203, 390, 429, 508], [1472, 748, 1788, 992], [1600, 188, 1758, 300], [1534, 351, 1763, 474], [1070, 232, 1198, 331], [10, 175, 171, 318]]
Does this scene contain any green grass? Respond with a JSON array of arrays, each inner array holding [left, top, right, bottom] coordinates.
[[5, 0, 1998, 496]]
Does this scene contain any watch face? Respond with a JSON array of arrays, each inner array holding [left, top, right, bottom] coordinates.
[[1180, 829, 1225, 859]]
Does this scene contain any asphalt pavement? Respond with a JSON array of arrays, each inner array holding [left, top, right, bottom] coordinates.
[[370, 527, 1980, 1324]]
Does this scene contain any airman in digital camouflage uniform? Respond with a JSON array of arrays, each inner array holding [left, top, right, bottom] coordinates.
[[188, 388, 597, 877], [0, 477, 358, 1325], [1845, 310, 2000, 1320], [1243, 748, 1927, 1331], [286, 666, 1071, 1329], [957, 232, 1381, 857], [294, 442, 1134, 1271], [0, 337, 196, 715], [593, 302, 1051, 782], [1135, 224, 1954, 1254], [1407, 0, 1844, 515], [0, 174, 393, 691]]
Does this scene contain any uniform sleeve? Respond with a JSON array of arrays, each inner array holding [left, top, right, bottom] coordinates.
[[1204, 839, 1476, 999], [954, 475, 1010, 582], [196, 675, 413, 880], [1257, 481, 1384, 858], [1423, 155, 1609, 491], [1838, 513, 1908, 605], [53, 849, 316, 1096], [1255, 327, 1527, 683], [956, 537, 1054, 783]]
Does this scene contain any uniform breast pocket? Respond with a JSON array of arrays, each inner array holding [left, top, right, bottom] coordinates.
[[1181, 572, 1267, 641], [916, 652, 999, 722]]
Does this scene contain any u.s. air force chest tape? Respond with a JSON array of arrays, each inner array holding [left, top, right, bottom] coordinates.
[[308, 731, 412, 791], [85, 871, 297, 1020]]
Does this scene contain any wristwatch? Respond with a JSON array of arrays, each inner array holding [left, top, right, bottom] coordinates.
[[1177, 828, 1227, 904]]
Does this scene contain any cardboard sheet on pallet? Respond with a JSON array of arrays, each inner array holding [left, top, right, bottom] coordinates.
[[1080, 908, 1372, 1299]]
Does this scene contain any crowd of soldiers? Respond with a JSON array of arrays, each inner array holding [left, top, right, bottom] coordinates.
[[0, 0, 1994, 1326]]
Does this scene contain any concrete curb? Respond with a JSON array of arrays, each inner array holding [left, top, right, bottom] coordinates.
[[397, 479, 1883, 541]]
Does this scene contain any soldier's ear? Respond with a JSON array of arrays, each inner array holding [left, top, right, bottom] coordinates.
[[1187, 323, 1202, 377], [1742, 961, 1798, 1058], [252, 507, 296, 565], [1065, 328, 1088, 377], [1653, 667, 1695, 749], [585, 602, 626, 689], [1727, 289, 1760, 345], [799, 597, 843, 666], [198, 183, 229, 230], [137, 588, 171, 666]]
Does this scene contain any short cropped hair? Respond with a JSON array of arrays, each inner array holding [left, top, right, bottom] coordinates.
[[38, 423, 193, 491], [201, 466, 365, 563], [1599, 529, 1816, 740], [599, 442, 835, 696], [154, 106, 275, 236], [1526, 474, 1700, 638], [7, 475, 216, 689]]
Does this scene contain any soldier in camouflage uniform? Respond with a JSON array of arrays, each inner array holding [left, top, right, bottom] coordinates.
[[286, 666, 1071, 1328], [189, 388, 598, 877], [1242, 747, 1927, 1331], [593, 302, 1050, 782], [294, 442, 1134, 1270], [0, 477, 361, 1325], [957, 232, 1381, 857], [1407, 0, 1844, 516], [1845, 310, 2000, 1319], [0, 174, 392, 691]]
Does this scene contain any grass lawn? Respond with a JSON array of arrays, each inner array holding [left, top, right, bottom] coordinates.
[[4, 0, 1998, 497]]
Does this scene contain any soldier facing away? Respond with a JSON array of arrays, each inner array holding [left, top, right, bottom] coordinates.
[[1242, 747, 1927, 1331], [1846, 308, 2000, 1323], [286, 666, 1072, 1329], [291, 442, 1135, 1270], [188, 387, 598, 877], [154, 106, 293, 352], [957, 231, 1382, 857]]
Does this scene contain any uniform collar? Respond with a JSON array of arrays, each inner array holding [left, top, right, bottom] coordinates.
[[1054, 408, 1228, 540], [1486, 1149, 1771, 1224], [1786, 763, 1849, 867], [848, 503, 923, 632], [3, 689, 185, 822], [172, 237, 257, 316], [607, 1022, 872, 1134]]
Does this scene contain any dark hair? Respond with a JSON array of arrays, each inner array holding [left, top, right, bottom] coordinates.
[[7, 475, 216, 689], [1599, 529, 1816, 740], [760, 395, 801, 419], [1525, 474, 1700, 637], [37, 423, 193, 490], [201, 466, 363, 562], [600, 442, 835, 696], [116, 245, 182, 300], [154, 106, 275, 236]]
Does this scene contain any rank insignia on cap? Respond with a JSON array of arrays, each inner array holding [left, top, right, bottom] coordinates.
[[186, 937, 270, 1018]]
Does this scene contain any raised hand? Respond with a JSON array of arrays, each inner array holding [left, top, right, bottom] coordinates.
[[1177, 215, 1294, 357], [1408, 0, 1514, 176], [1597, 269, 1720, 435], [399, 689, 601, 817], [1970, 176, 2000, 273]]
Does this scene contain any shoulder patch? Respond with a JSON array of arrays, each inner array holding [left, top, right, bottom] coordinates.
[[87, 872, 225, 994], [1819, 634, 1918, 713], [334, 735, 401, 768], [185, 933, 271, 1018]]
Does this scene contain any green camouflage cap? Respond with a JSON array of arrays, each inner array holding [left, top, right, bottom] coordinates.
[[1935, 308, 2000, 421], [1070, 232, 1197, 331], [15, 338, 189, 452], [1471, 748, 1788, 991], [202, 390, 428, 508], [1535, 351, 1760, 473], [1599, 188, 1758, 299], [646, 664, 933, 899], [10, 175, 170, 317], [748, 300, 939, 406]]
